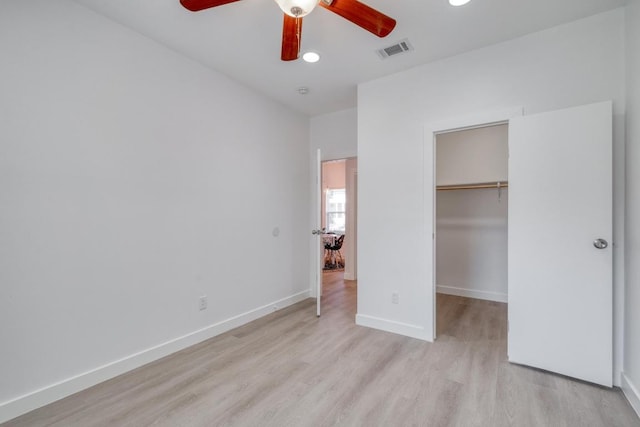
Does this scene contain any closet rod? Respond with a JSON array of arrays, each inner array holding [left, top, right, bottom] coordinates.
[[436, 181, 508, 191]]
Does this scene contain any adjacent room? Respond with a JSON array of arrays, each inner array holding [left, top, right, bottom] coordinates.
[[2, 0, 640, 425]]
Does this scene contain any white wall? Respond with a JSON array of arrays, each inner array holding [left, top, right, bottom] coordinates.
[[623, 0, 640, 415], [436, 189, 508, 301], [357, 9, 626, 381], [0, 0, 310, 421], [436, 126, 509, 302], [310, 108, 357, 161], [436, 125, 509, 186]]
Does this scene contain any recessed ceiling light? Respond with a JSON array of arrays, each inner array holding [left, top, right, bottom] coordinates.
[[449, 0, 471, 6], [302, 51, 320, 63], [297, 87, 310, 95]]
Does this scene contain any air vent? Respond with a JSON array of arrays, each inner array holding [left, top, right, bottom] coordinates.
[[376, 38, 414, 60]]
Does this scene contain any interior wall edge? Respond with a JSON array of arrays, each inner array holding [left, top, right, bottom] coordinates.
[[0, 290, 310, 424], [355, 313, 432, 342], [621, 372, 640, 418]]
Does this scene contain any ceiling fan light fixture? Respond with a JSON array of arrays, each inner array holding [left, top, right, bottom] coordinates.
[[449, 0, 471, 6], [274, 0, 319, 17]]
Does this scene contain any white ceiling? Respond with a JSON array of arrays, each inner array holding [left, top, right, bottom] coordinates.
[[72, 0, 625, 116]]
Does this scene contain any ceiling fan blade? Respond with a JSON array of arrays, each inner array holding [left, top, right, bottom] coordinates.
[[319, 0, 396, 38], [281, 14, 303, 61], [180, 0, 241, 12]]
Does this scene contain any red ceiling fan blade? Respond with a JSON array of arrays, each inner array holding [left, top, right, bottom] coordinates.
[[319, 0, 396, 38], [180, 0, 241, 12], [281, 14, 303, 61]]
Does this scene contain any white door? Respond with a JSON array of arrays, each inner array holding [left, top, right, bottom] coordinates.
[[312, 149, 323, 317], [508, 101, 612, 386]]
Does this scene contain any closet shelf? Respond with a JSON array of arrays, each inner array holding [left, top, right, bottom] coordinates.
[[436, 181, 508, 191]]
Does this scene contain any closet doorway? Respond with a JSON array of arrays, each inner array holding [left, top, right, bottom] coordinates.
[[428, 102, 613, 386], [434, 124, 509, 336]]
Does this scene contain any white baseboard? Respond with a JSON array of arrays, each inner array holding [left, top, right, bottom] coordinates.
[[0, 290, 310, 424], [437, 284, 507, 303], [343, 272, 356, 281], [621, 372, 640, 419], [356, 314, 432, 342]]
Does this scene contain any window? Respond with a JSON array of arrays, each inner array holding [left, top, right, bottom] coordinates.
[[326, 188, 346, 233]]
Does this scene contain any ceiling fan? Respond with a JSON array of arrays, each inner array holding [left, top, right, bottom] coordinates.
[[180, 0, 396, 61]]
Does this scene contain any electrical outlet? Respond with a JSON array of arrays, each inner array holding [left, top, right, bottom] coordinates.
[[199, 295, 207, 311], [392, 292, 399, 304]]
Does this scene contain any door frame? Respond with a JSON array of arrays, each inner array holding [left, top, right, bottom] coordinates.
[[315, 149, 322, 317], [424, 108, 523, 340], [313, 153, 358, 317]]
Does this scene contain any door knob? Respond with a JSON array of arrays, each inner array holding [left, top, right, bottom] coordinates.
[[593, 238, 608, 249]]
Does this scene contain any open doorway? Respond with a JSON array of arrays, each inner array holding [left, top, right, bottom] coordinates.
[[319, 157, 357, 314], [321, 158, 357, 277], [434, 124, 508, 339]]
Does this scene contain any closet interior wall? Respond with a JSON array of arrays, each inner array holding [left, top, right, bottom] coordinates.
[[436, 124, 509, 303]]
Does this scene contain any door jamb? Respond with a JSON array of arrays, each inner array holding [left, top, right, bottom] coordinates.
[[424, 108, 523, 340]]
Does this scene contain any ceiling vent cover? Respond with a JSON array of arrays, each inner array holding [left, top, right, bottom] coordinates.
[[376, 38, 414, 59]]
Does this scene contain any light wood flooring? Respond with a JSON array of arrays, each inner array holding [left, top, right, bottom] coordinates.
[[4, 271, 639, 426]]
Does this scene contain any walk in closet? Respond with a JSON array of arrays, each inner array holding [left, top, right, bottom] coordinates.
[[435, 124, 509, 304]]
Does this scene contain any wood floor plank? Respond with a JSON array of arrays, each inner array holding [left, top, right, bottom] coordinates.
[[3, 272, 639, 427]]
